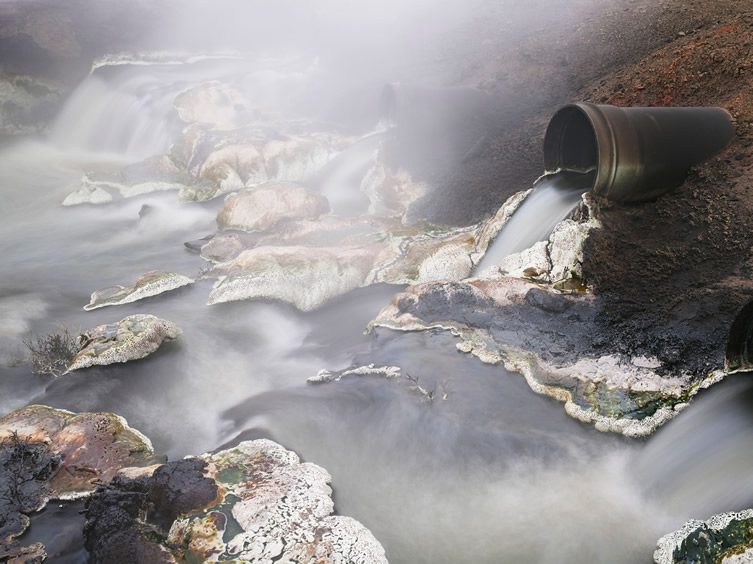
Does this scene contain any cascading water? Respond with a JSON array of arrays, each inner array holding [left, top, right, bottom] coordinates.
[[475, 169, 594, 273], [50, 72, 180, 159]]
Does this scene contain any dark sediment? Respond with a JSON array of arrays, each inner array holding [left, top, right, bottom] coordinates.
[[83, 459, 218, 564]]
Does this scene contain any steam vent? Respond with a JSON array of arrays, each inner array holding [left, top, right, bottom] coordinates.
[[3, 1, 753, 563]]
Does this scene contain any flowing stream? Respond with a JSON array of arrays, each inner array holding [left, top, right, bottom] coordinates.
[[0, 59, 748, 564], [475, 169, 594, 274]]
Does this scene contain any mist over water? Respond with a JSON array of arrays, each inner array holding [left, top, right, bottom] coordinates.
[[0, 1, 749, 562]]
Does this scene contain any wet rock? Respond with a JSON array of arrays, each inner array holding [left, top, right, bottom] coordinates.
[[203, 189, 530, 311], [489, 193, 599, 285], [371, 276, 719, 437], [309, 364, 402, 383], [176, 128, 346, 202], [217, 183, 330, 232], [0, 405, 160, 561], [0, 405, 161, 500], [654, 509, 753, 564], [361, 162, 428, 222], [62, 182, 112, 206], [84, 458, 216, 563], [207, 246, 376, 311], [84, 271, 194, 311], [0, 431, 58, 563], [197, 231, 257, 263], [84, 440, 387, 564], [70, 155, 194, 202], [0, 73, 63, 135], [67, 314, 181, 372], [173, 81, 251, 130]]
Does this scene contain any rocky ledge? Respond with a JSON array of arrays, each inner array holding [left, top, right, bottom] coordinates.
[[84, 439, 387, 563], [366, 191, 726, 437]]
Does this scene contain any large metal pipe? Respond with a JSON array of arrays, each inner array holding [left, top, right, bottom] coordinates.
[[543, 103, 735, 203]]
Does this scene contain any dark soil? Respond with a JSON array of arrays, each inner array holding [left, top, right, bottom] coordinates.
[[404, 0, 753, 379], [413, 0, 753, 227], [84, 458, 218, 564], [580, 9, 753, 376]]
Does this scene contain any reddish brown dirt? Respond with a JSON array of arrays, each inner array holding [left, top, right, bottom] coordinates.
[[579, 9, 753, 374], [420, 0, 753, 227]]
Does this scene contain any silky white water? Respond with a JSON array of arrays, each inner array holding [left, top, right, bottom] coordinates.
[[476, 170, 594, 273]]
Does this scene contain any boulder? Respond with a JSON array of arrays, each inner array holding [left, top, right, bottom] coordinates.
[[654, 509, 753, 564], [84, 271, 194, 311], [84, 439, 388, 564], [67, 314, 181, 372], [217, 183, 330, 232], [173, 81, 251, 130], [0, 405, 161, 500], [0, 405, 160, 561], [370, 275, 720, 437], [207, 246, 376, 311]]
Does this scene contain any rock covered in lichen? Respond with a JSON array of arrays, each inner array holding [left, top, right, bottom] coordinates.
[[84, 271, 194, 311], [309, 364, 402, 383], [207, 245, 376, 311], [67, 314, 181, 372], [84, 439, 387, 564], [370, 276, 718, 437], [654, 509, 753, 564], [217, 183, 330, 232], [0, 405, 161, 500], [0, 405, 160, 561]]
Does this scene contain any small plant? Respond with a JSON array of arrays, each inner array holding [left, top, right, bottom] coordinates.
[[23, 327, 81, 377], [0, 431, 59, 512]]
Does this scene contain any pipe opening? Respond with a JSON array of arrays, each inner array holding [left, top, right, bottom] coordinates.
[[543, 105, 598, 174], [725, 300, 753, 372]]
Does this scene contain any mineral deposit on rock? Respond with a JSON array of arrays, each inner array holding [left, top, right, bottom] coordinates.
[[67, 314, 181, 372], [84, 271, 194, 311]]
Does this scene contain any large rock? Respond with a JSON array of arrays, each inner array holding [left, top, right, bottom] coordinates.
[[654, 509, 753, 564], [84, 439, 388, 564], [173, 81, 251, 130], [203, 189, 529, 310], [84, 271, 194, 311], [217, 183, 330, 232], [370, 274, 721, 438], [0, 405, 160, 499], [67, 314, 181, 372], [207, 245, 377, 311], [175, 128, 347, 202], [0, 405, 160, 561], [65, 155, 193, 203]]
